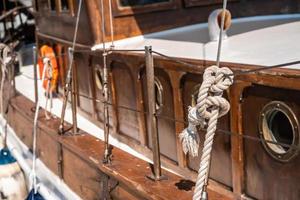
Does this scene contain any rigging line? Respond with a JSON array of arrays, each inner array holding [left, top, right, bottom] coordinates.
[[73, 48, 146, 54], [151, 50, 198, 68], [59, 0, 83, 132], [72, 91, 147, 114], [216, 0, 227, 67], [72, 91, 300, 151], [155, 114, 300, 151], [108, 0, 115, 48], [233, 60, 300, 76], [216, 129, 300, 151], [71, 0, 83, 53], [100, 0, 106, 52], [110, 49, 146, 53]]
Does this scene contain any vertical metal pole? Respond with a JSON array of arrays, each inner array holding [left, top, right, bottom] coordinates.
[[59, 47, 73, 134], [33, 46, 38, 104], [102, 52, 111, 164], [69, 48, 78, 134], [145, 46, 163, 180]]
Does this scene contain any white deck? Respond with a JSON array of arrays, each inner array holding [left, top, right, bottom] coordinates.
[[93, 14, 300, 69]]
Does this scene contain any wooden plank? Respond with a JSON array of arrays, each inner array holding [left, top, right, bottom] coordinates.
[[229, 81, 252, 197], [167, 70, 187, 168], [8, 94, 234, 200]]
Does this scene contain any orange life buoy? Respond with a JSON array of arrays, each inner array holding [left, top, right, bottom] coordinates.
[[38, 45, 59, 92]]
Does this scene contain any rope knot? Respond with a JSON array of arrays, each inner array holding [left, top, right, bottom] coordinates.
[[179, 65, 233, 157]]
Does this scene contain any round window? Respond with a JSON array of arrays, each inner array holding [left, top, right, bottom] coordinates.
[[259, 101, 300, 162]]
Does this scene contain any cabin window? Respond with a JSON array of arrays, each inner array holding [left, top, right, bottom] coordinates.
[[259, 101, 300, 162], [119, 0, 170, 7]]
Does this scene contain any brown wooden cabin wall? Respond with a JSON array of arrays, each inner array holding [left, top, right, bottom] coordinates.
[[242, 85, 300, 200], [30, 36, 300, 199], [34, 0, 300, 46], [90, 0, 300, 42], [111, 61, 141, 142], [142, 67, 178, 162], [32, 0, 300, 199], [82, 52, 300, 200], [109, 0, 300, 41], [88, 52, 236, 194], [34, 0, 94, 46]]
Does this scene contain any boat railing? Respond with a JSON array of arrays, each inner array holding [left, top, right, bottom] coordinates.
[[0, 6, 33, 44], [27, 43, 300, 183]]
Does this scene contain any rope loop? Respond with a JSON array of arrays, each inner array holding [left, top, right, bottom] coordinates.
[[179, 65, 233, 157]]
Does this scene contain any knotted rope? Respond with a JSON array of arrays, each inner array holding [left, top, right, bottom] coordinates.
[[180, 65, 233, 199]]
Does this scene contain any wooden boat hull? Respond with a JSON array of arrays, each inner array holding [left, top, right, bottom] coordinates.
[[5, 93, 233, 200]]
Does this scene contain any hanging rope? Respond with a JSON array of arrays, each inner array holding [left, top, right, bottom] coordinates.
[[180, 0, 232, 199], [0, 44, 15, 148], [108, 0, 115, 48], [31, 59, 48, 194], [43, 58, 53, 120]]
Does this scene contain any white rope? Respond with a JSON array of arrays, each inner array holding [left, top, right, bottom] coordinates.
[[0, 44, 14, 148], [31, 58, 48, 194], [43, 58, 53, 120], [194, 66, 233, 200], [180, 66, 233, 199], [179, 1, 233, 199]]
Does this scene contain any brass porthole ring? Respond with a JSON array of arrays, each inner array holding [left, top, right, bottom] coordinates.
[[258, 101, 300, 162]]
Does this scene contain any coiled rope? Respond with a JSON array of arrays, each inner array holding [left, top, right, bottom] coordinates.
[[179, 0, 233, 199]]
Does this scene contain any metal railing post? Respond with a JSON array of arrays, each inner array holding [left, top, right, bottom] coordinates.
[[145, 46, 164, 181], [102, 51, 111, 164], [69, 47, 78, 134]]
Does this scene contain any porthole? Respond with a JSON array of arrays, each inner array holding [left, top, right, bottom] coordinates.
[[259, 101, 300, 162], [154, 77, 163, 113]]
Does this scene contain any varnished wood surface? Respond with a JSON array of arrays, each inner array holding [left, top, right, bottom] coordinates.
[[34, 0, 300, 45], [242, 85, 300, 200], [7, 94, 233, 200]]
